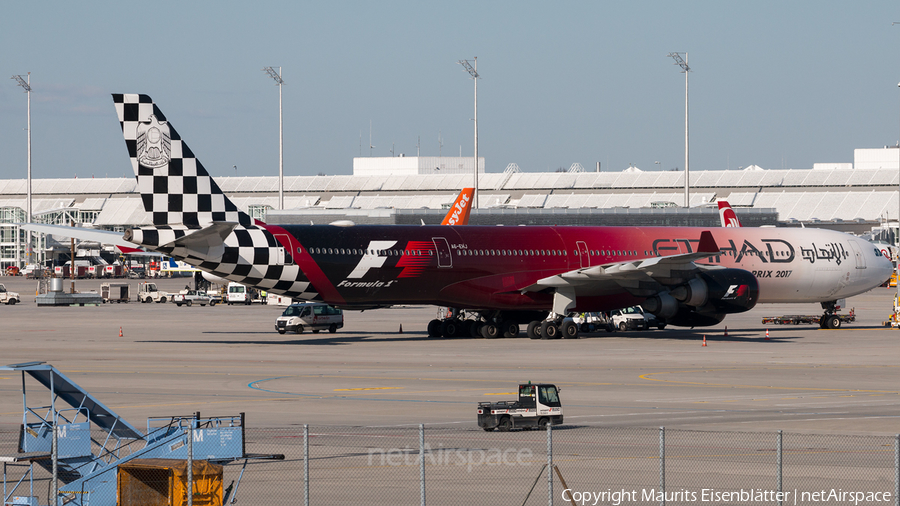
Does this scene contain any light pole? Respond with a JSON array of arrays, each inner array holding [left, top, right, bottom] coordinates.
[[12, 73, 32, 267], [458, 57, 479, 209], [262, 66, 285, 210], [667, 53, 691, 207]]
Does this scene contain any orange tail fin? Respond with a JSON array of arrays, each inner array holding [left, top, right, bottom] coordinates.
[[441, 188, 475, 225]]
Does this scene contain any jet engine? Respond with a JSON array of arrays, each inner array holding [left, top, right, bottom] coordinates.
[[642, 269, 759, 327]]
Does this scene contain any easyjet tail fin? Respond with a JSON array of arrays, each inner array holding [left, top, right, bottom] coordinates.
[[717, 200, 742, 227], [441, 188, 474, 225], [113, 94, 251, 228]]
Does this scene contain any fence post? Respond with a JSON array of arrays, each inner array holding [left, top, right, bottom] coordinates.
[[547, 423, 553, 506], [777, 430, 783, 506], [187, 427, 193, 506], [52, 421, 58, 506], [304, 424, 310, 506], [419, 424, 426, 506], [659, 427, 665, 506]]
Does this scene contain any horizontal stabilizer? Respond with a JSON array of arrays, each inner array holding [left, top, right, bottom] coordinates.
[[21, 223, 137, 248]]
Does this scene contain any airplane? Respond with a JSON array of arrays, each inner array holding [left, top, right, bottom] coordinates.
[[26, 95, 895, 338]]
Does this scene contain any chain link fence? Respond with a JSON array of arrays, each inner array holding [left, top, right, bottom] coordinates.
[[2, 425, 897, 505]]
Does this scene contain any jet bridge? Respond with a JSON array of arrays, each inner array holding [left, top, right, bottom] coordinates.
[[1, 362, 282, 506]]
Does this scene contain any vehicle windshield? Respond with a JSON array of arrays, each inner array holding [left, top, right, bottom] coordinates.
[[0, 286, 5, 293], [538, 386, 561, 407], [623, 306, 642, 315], [282, 306, 302, 317]]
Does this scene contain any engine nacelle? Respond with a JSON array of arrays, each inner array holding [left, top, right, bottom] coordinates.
[[665, 308, 727, 328], [697, 268, 759, 314], [644, 269, 759, 328]]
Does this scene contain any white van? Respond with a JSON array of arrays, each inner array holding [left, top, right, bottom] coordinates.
[[227, 282, 267, 305], [275, 302, 344, 334]]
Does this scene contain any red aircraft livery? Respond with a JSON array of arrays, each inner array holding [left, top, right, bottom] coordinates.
[[35, 94, 892, 339]]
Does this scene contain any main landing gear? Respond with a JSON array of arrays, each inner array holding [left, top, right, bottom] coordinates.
[[526, 315, 579, 340], [427, 309, 549, 339]]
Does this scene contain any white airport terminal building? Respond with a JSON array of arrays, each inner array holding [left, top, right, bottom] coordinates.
[[1, 149, 899, 271]]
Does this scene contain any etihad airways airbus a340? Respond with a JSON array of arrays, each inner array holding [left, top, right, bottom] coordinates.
[[26, 95, 893, 338]]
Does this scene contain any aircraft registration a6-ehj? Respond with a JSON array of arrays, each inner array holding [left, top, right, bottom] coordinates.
[[26, 95, 894, 338]]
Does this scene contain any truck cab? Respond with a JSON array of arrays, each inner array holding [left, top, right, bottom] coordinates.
[[477, 383, 563, 432]]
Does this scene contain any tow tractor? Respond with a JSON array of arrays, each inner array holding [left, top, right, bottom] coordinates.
[[477, 382, 563, 431]]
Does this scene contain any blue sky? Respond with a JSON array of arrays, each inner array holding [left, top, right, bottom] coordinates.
[[1, 1, 899, 179]]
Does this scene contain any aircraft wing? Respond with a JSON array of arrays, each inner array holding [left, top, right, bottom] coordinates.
[[21, 223, 136, 248], [522, 231, 722, 296]]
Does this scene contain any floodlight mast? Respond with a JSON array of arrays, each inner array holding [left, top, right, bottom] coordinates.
[[12, 73, 32, 267], [262, 66, 285, 210], [458, 57, 479, 209], [667, 52, 691, 208]]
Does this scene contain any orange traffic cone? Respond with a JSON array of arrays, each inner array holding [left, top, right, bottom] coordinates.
[[702, 335, 707, 346], [399, 324, 403, 334], [118, 326, 123, 337], [724, 326, 728, 337], [765, 328, 770, 340]]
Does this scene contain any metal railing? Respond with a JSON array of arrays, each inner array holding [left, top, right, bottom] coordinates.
[[2, 425, 897, 505]]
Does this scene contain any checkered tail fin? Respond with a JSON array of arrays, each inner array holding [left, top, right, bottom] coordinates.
[[113, 94, 251, 228]]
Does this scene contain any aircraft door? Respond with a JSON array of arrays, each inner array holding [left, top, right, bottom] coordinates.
[[576, 241, 589, 268], [848, 240, 866, 269], [432, 237, 452, 268], [275, 234, 295, 265]]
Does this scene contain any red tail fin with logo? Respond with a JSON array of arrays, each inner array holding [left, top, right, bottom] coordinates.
[[717, 200, 742, 227]]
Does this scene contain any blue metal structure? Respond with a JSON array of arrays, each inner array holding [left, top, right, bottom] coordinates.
[[0, 362, 271, 506]]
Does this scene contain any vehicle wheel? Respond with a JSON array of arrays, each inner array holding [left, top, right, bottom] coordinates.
[[527, 320, 542, 339], [469, 320, 483, 338], [441, 319, 461, 338], [501, 320, 520, 338], [228, 302, 233, 306], [483, 323, 501, 339], [295, 325, 304, 334], [176, 303, 182, 307], [828, 316, 841, 329], [209, 301, 216, 307], [658, 324, 666, 330], [278, 329, 286, 335], [561, 320, 579, 339], [329, 323, 337, 333], [312, 329, 319, 334], [537, 417, 549, 429], [497, 417, 512, 432], [618, 322, 627, 332], [818, 316, 827, 328], [145, 297, 153, 303], [9, 299, 17, 305], [159, 297, 167, 303], [580, 323, 590, 333], [427, 319, 442, 337], [483, 427, 494, 432], [186, 300, 192, 307], [541, 321, 559, 339]]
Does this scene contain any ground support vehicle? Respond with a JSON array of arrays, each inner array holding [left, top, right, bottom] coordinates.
[[136, 282, 170, 303], [100, 282, 130, 303], [0, 362, 283, 506], [763, 309, 855, 329], [276, 302, 343, 334], [609, 306, 665, 331], [478, 383, 563, 432], [172, 289, 214, 307], [573, 312, 614, 333], [0, 283, 20, 305]]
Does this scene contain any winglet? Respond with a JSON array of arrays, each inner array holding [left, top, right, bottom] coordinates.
[[697, 230, 719, 254], [441, 188, 474, 225]]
